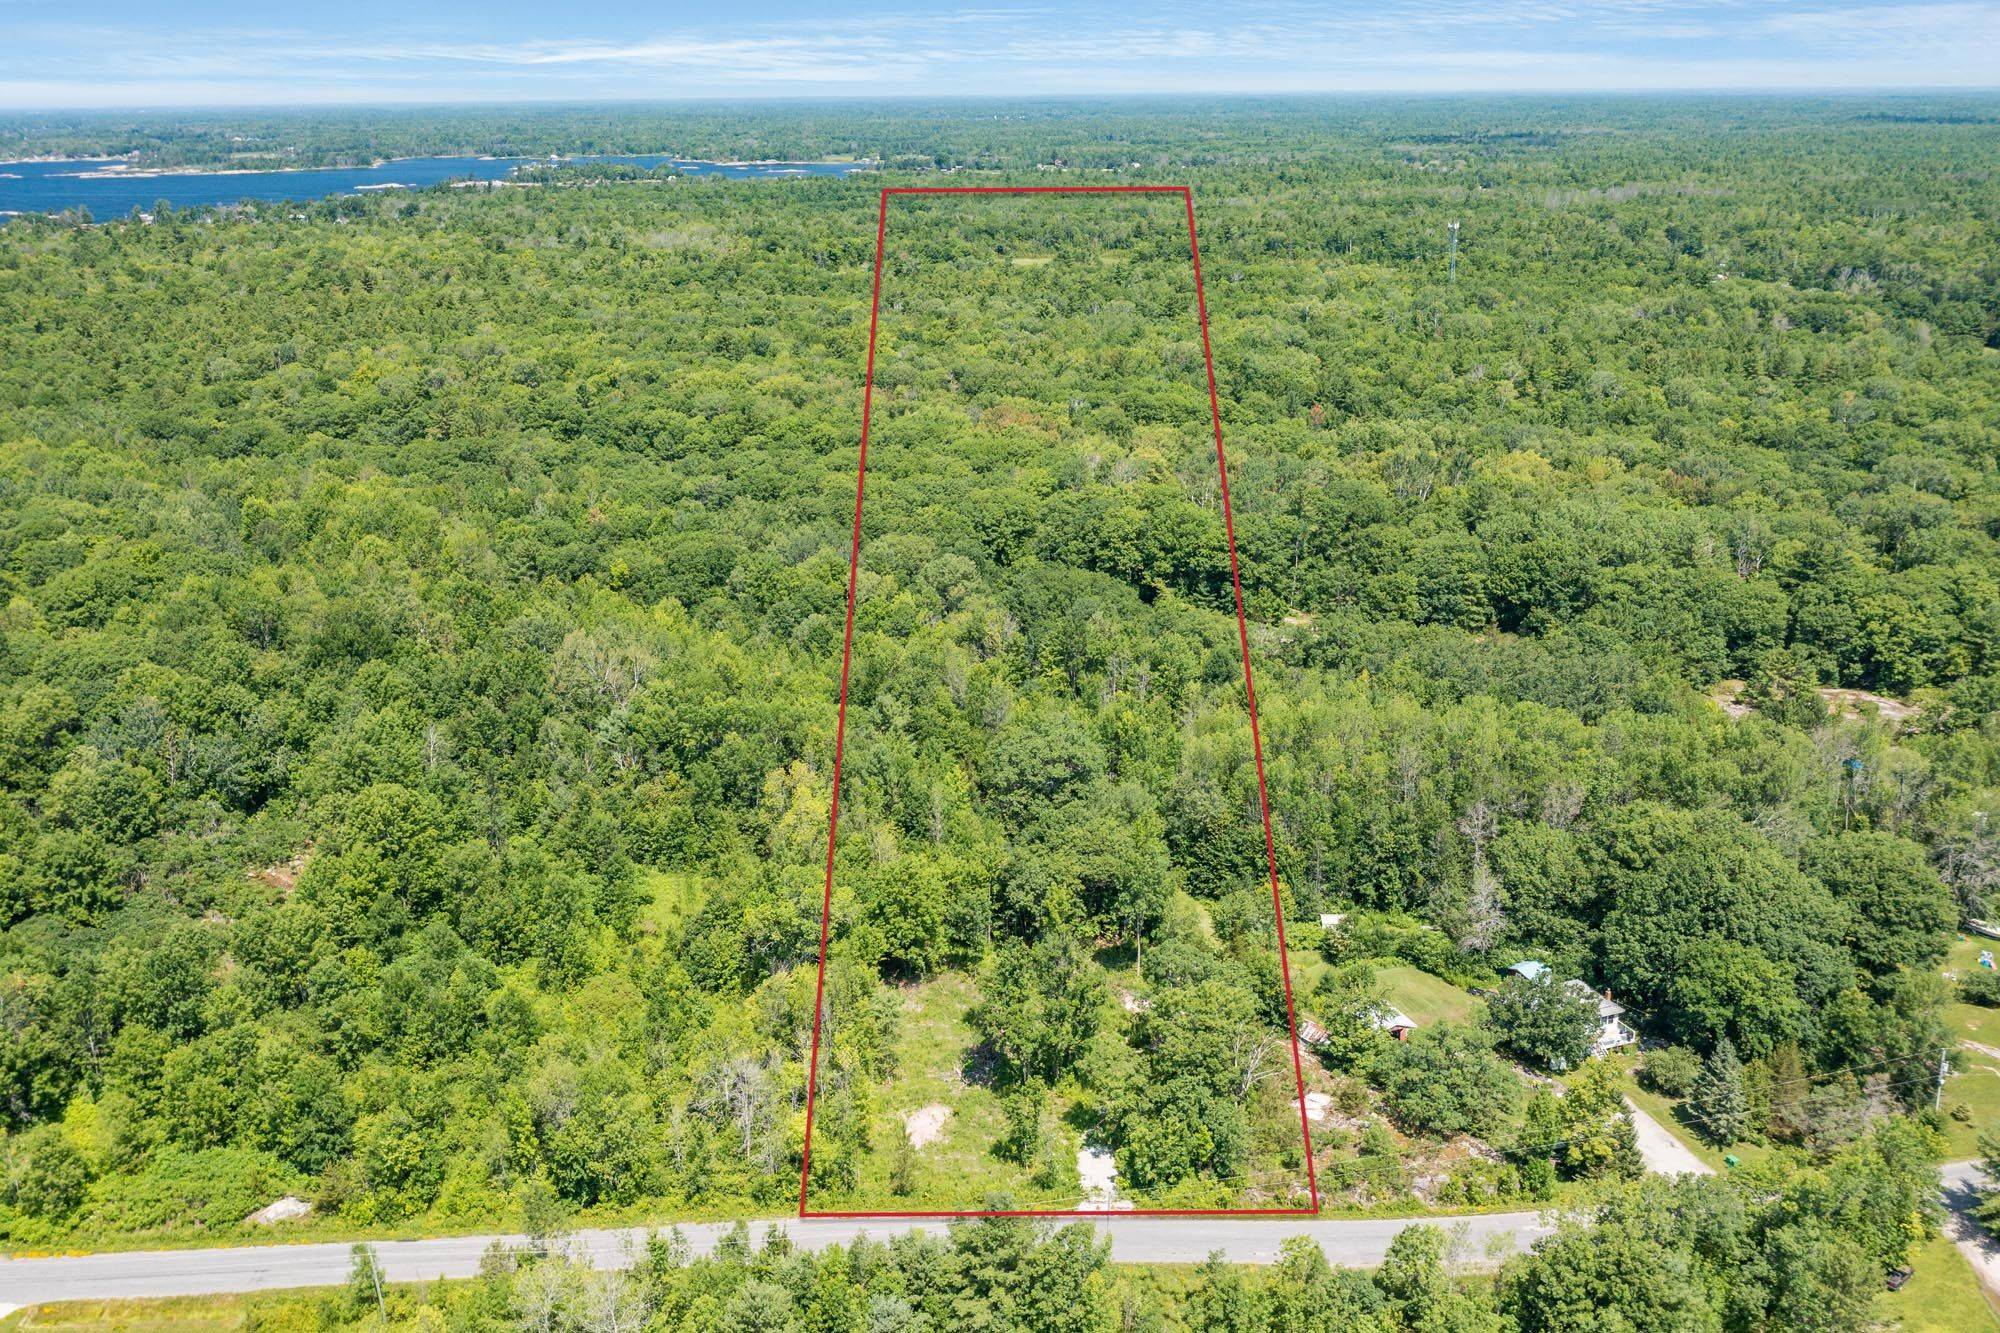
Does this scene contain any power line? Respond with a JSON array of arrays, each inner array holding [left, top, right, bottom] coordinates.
[[1744, 1050, 1939, 1091]]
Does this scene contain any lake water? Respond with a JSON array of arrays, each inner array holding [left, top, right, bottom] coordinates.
[[0, 154, 872, 218]]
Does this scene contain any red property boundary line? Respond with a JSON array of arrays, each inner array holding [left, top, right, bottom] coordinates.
[[799, 185, 1318, 1220]]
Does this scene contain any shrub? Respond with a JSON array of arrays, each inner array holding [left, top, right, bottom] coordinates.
[[3, 1124, 94, 1220], [1435, 1159, 1524, 1206], [888, 1125, 918, 1197], [1961, 966, 2000, 1007], [80, 1147, 297, 1236], [1338, 912, 1485, 986], [1373, 1022, 1521, 1139], [1396, 928, 1471, 984], [1642, 1046, 1702, 1097]]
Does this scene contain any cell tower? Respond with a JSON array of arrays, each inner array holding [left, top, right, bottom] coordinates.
[[1447, 220, 1460, 284]]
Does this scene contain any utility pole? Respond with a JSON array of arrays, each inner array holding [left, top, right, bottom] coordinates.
[[1447, 220, 1460, 284], [353, 1244, 387, 1323], [1936, 1049, 1951, 1110]]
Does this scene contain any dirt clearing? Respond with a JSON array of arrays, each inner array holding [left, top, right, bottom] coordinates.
[[903, 1103, 952, 1148]]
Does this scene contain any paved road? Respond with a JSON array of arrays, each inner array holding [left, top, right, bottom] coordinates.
[[8, 1166, 1992, 1316], [1623, 1098, 1715, 1177], [1942, 1159, 2000, 1313], [0, 1210, 1553, 1312]]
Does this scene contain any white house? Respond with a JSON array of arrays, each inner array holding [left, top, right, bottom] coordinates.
[[1566, 979, 1637, 1056], [1506, 960, 1637, 1058]]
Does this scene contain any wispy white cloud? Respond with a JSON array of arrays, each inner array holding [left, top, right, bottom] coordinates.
[[2, 1, 1995, 106], [1752, 0, 1997, 46]]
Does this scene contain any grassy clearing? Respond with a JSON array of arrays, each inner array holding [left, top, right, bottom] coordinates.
[[1940, 933, 2000, 1158], [0, 1293, 291, 1333], [822, 961, 1318, 1211], [1939, 1059, 2000, 1159], [1283, 952, 1482, 1032], [826, 972, 1070, 1211], [1951, 998, 2000, 1053], [634, 868, 708, 937], [1373, 964, 1480, 1028], [1876, 1234, 2000, 1330], [1946, 934, 2000, 1042], [1285, 948, 1329, 996]]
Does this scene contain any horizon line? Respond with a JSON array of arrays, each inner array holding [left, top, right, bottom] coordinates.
[[6, 85, 2000, 115]]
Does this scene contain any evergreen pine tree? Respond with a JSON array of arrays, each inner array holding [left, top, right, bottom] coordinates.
[[889, 1123, 919, 1197], [1690, 1036, 1749, 1146], [1977, 1127, 2000, 1239], [1766, 1042, 1809, 1142]]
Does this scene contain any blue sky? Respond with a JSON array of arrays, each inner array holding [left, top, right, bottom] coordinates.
[[3, 1, 1996, 107]]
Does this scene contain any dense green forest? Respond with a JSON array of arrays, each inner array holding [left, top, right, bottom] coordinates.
[[1, 96, 1997, 1288]]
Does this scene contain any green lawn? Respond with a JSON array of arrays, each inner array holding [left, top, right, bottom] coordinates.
[[1940, 1054, 2000, 1159], [1953, 998, 2000, 1052], [0, 1294, 278, 1333], [1941, 934, 2000, 1158], [1946, 934, 2000, 1047], [1373, 963, 1481, 1028], [1283, 953, 1482, 1033], [1284, 946, 1333, 999], [1877, 1234, 2000, 1331]]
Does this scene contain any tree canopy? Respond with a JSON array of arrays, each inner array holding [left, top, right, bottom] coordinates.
[[0, 94, 1990, 1235]]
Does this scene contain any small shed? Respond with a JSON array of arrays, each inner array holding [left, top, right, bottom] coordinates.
[[1371, 1008, 1417, 1041]]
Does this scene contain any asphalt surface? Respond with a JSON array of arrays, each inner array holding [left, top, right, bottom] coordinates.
[[1622, 1097, 1716, 1177], [1941, 1159, 2000, 1313], [0, 1210, 1552, 1311], [7, 1167, 1990, 1316]]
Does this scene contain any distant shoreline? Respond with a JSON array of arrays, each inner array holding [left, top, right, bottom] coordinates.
[[0, 153, 131, 165], [0, 151, 878, 219], [2, 153, 878, 180], [40, 157, 394, 180]]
